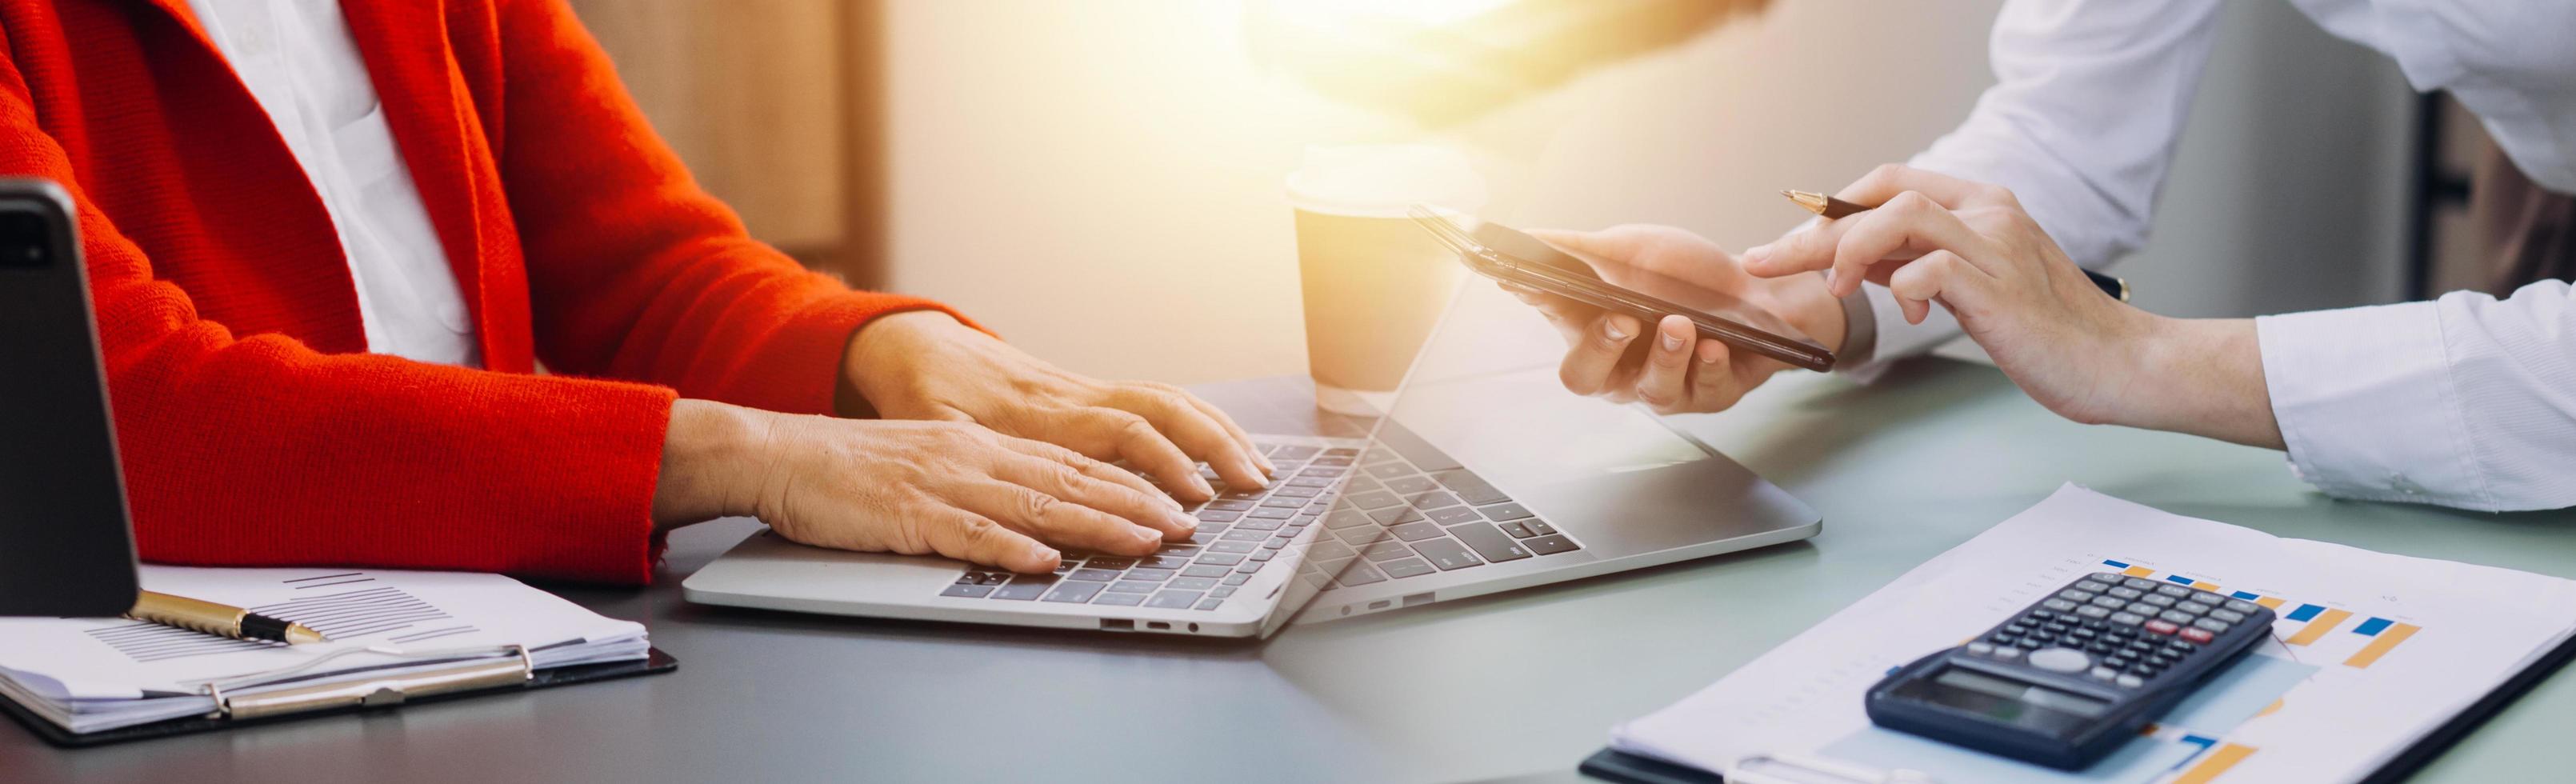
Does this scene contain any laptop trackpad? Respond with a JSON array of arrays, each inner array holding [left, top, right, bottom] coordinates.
[[1387, 366, 1794, 554]]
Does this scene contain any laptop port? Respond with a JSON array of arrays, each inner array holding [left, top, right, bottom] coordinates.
[[1402, 593, 1434, 607], [1367, 600, 1391, 610], [1100, 619, 1134, 631], [1146, 621, 1171, 630]]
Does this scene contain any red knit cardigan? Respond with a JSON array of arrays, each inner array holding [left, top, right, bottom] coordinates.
[[2, 0, 966, 583]]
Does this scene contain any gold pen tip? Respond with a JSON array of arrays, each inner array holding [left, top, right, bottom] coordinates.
[[286, 624, 330, 645]]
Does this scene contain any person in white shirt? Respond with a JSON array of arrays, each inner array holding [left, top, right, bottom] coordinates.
[[1520, 0, 2576, 511]]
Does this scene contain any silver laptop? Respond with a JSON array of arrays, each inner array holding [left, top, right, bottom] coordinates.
[[682, 363, 1821, 638]]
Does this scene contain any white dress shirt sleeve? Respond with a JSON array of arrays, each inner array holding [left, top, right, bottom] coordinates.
[[1841, 0, 2225, 380], [2258, 280, 2576, 512]]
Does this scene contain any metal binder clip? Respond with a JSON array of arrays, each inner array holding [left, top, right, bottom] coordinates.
[[203, 644, 536, 721]]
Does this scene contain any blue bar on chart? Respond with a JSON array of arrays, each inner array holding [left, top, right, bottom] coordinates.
[[2286, 603, 2325, 622], [2353, 617, 2394, 636], [2102, 559, 2130, 569], [2230, 590, 2261, 601], [2166, 575, 2197, 585]]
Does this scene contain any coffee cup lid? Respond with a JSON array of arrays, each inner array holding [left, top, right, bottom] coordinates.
[[1285, 144, 1488, 219]]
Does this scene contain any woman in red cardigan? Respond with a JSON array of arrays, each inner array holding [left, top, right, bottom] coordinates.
[[11, 0, 1270, 584]]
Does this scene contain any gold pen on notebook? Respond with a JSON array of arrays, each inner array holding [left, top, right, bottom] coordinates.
[[1781, 189, 2130, 302], [127, 590, 329, 645]]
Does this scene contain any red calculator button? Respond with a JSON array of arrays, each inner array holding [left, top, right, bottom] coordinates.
[[2143, 620, 2181, 636], [2178, 627, 2215, 644]]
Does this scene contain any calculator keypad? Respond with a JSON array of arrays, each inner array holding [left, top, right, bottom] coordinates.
[[1962, 572, 2269, 689]]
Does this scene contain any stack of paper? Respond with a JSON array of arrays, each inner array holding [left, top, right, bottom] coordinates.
[[0, 566, 649, 734], [1611, 484, 2576, 784]]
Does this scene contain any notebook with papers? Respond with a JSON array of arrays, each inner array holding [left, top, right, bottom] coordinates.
[[0, 565, 671, 746], [1583, 485, 2576, 784]]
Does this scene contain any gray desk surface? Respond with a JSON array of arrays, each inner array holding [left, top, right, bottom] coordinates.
[[10, 362, 2574, 783]]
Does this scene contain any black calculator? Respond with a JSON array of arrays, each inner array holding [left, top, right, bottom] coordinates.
[[1863, 571, 2278, 770]]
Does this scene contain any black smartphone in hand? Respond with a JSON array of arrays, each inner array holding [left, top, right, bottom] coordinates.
[[1410, 209, 1836, 372]]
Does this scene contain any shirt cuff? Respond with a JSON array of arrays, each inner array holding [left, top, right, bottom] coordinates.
[[1837, 283, 1965, 384], [2256, 302, 2486, 507]]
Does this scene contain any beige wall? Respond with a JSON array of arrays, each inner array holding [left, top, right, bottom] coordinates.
[[879, 1, 2412, 386]]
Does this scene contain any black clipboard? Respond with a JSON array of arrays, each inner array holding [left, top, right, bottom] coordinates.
[[1578, 630, 2576, 783], [2, 646, 677, 748]]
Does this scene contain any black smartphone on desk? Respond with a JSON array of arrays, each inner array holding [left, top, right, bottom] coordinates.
[[1410, 208, 1836, 372], [0, 178, 141, 616]]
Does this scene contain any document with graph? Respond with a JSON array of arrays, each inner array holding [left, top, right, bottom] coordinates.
[[1606, 484, 2576, 784], [0, 566, 649, 734]]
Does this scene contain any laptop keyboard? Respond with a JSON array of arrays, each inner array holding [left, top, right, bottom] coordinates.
[[938, 438, 1583, 611]]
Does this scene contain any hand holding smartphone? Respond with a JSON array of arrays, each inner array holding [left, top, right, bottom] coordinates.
[[1410, 208, 1837, 372]]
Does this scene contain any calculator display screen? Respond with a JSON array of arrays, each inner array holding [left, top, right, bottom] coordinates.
[[1891, 667, 2109, 735]]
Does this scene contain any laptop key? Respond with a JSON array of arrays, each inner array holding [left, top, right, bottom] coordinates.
[[1410, 538, 1484, 570], [1325, 510, 1378, 530], [1221, 528, 1267, 542], [1146, 590, 1202, 610], [1286, 475, 1337, 488], [1248, 507, 1296, 519], [1085, 557, 1136, 570], [1196, 510, 1243, 523], [1273, 445, 1321, 460], [1195, 553, 1246, 566], [1234, 517, 1285, 531], [992, 578, 1054, 601], [1366, 464, 1418, 482], [1206, 499, 1257, 511], [1522, 519, 1558, 537], [1168, 577, 1218, 590], [1387, 521, 1443, 542], [1207, 540, 1258, 554], [1181, 564, 1231, 578], [1069, 568, 1125, 582], [1107, 579, 1161, 593], [1247, 550, 1276, 562], [1477, 502, 1536, 522], [1430, 470, 1510, 506], [1382, 475, 1439, 494], [1142, 554, 1194, 570], [1258, 495, 1306, 509], [1427, 506, 1484, 526], [977, 573, 1012, 586], [1407, 491, 1462, 510], [954, 573, 983, 585], [1210, 586, 1237, 598], [1043, 581, 1106, 603], [1090, 592, 1146, 606], [1346, 490, 1402, 510], [1222, 573, 1252, 586], [1126, 567, 1176, 582], [1498, 521, 1535, 538], [1333, 561, 1388, 586], [1363, 541, 1414, 561], [1189, 531, 1219, 545], [1522, 534, 1580, 555], [1272, 486, 1322, 498], [940, 583, 994, 598], [1451, 522, 1534, 562], [1194, 598, 1226, 610], [1378, 558, 1435, 578]]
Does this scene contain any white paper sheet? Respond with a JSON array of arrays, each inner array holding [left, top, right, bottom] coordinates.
[[0, 566, 647, 733], [1610, 484, 2576, 784]]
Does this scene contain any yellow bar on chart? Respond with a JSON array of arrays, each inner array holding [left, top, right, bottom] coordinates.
[[2286, 609, 2352, 646], [2343, 622, 2422, 668], [2172, 743, 2257, 784], [2258, 699, 2283, 718], [2254, 596, 2285, 610], [2191, 581, 2218, 591], [2122, 566, 2154, 578]]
